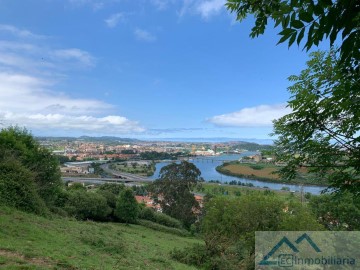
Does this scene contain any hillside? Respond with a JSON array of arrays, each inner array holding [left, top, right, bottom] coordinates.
[[0, 207, 202, 270]]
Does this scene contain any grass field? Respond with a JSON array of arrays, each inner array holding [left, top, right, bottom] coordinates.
[[224, 163, 279, 180], [217, 162, 327, 186], [110, 163, 155, 177], [0, 207, 202, 269]]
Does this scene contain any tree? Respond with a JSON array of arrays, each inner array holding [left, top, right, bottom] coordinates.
[[56, 155, 70, 164], [97, 183, 126, 218], [115, 188, 139, 224], [273, 50, 360, 194], [226, 0, 360, 70], [201, 193, 323, 269], [151, 161, 201, 228], [0, 127, 62, 207], [309, 192, 360, 230], [226, 0, 360, 193]]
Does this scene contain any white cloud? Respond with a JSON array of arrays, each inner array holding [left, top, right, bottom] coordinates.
[[0, 112, 144, 134], [207, 104, 291, 127], [105, 13, 125, 28], [0, 24, 46, 39], [178, 0, 226, 19], [0, 37, 95, 74], [67, 0, 104, 11], [0, 73, 110, 115], [196, 0, 226, 19], [151, 0, 171, 10], [0, 25, 145, 135], [51, 48, 96, 68], [134, 28, 156, 42], [0, 72, 145, 134]]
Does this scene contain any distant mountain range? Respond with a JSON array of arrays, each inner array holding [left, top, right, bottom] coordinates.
[[36, 136, 140, 143], [37, 136, 273, 145], [142, 137, 274, 145]]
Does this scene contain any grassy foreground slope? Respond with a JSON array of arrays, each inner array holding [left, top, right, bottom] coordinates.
[[0, 207, 201, 270]]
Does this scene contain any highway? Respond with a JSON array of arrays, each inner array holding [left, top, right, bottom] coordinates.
[[100, 163, 152, 182], [61, 176, 152, 184], [61, 163, 153, 185]]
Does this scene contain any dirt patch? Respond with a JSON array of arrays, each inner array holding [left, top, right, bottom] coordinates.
[[0, 249, 54, 267]]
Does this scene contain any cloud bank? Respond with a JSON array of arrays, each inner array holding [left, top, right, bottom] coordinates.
[[0, 25, 145, 135], [208, 104, 291, 127]]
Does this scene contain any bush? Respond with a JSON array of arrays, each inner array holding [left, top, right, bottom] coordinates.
[[139, 207, 156, 222], [0, 158, 48, 215], [64, 190, 111, 221], [0, 127, 62, 208], [249, 164, 264, 170], [139, 207, 183, 229], [153, 212, 183, 229], [98, 183, 125, 195], [170, 244, 208, 267]]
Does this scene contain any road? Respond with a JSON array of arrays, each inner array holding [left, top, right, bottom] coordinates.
[[61, 176, 152, 184], [100, 163, 152, 182]]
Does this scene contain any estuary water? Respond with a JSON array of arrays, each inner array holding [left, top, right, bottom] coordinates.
[[149, 153, 326, 195]]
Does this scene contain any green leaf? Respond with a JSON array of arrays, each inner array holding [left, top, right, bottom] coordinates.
[[288, 32, 297, 47], [279, 28, 296, 36], [291, 20, 304, 29], [277, 35, 289, 45], [297, 27, 305, 45], [341, 32, 357, 63], [282, 15, 290, 28], [299, 11, 313, 23], [274, 18, 282, 28]]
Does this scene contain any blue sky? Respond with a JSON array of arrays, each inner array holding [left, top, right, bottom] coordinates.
[[0, 0, 324, 139]]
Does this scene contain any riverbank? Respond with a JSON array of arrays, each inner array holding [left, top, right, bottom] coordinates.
[[199, 182, 312, 201], [216, 162, 328, 187]]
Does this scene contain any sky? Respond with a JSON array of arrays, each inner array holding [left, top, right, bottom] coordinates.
[[0, 0, 325, 140]]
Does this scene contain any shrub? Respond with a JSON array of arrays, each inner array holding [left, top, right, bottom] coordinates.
[[139, 207, 183, 229], [64, 190, 111, 221], [153, 212, 183, 229], [115, 189, 139, 224], [0, 127, 62, 208], [139, 207, 156, 222], [170, 244, 208, 267], [98, 183, 125, 195], [249, 164, 264, 170], [0, 158, 48, 215]]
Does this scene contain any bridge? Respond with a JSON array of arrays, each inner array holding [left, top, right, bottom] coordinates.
[[184, 157, 236, 163]]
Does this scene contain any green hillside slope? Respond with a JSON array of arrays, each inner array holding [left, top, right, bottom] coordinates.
[[0, 207, 201, 270]]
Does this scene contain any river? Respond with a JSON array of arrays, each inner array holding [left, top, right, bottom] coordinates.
[[149, 153, 326, 195]]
